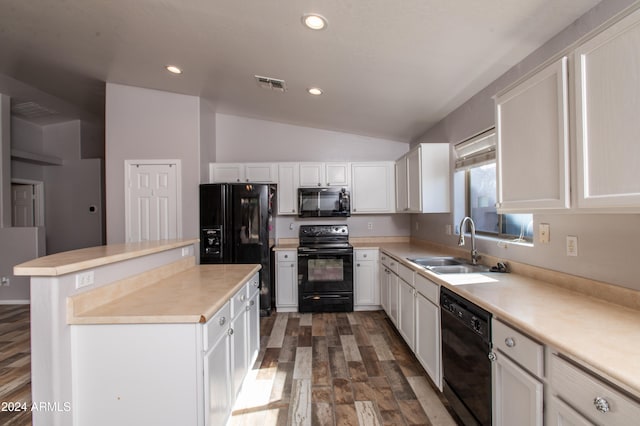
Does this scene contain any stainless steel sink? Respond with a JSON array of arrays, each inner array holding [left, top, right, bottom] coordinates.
[[428, 264, 492, 274], [407, 257, 464, 267]]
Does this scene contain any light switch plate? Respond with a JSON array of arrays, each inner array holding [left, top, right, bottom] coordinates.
[[566, 236, 578, 256], [539, 223, 550, 244]]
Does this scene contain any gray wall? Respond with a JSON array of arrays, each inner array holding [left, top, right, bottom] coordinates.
[[199, 98, 217, 183], [0, 227, 45, 302], [0, 95, 10, 228], [412, 0, 640, 291], [105, 83, 201, 244]]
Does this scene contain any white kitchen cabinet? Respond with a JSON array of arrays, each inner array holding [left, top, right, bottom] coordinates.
[[395, 143, 450, 213], [210, 163, 277, 183], [277, 163, 299, 215], [379, 254, 391, 313], [495, 56, 570, 212], [247, 282, 260, 367], [204, 317, 232, 426], [231, 298, 248, 397], [351, 162, 395, 213], [387, 268, 399, 326], [354, 249, 379, 309], [548, 396, 595, 426], [275, 250, 298, 312], [574, 8, 640, 210], [492, 320, 544, 426], [414, 274, 441, 390], [549, 353, 640, 426], [397, 277, 415, 350], [299, 162, 350, 187]]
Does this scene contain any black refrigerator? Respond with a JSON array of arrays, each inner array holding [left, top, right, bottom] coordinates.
[[200, 183, 274, 316]]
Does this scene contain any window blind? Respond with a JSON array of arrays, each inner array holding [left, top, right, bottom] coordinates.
[[454, 128, 496, 169]]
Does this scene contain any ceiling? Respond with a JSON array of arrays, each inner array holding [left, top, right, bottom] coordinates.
[[0, 0, 601, 142]]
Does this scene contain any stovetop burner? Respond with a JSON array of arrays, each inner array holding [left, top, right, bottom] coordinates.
[[299, 224, 350, 248]]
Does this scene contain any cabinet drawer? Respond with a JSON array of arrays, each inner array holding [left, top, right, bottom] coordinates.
[[550, 354, 640, 425], [398, 263, 414, 285], [414, 274, 438, 305], [385, 257, 399, 274], [277, 251, 296, 262], [493, 320, 544, 378], [204, 301, 231, 351], [355, 249, 378, 261], [231, 283, 249, 318], [247, 273, 260, 297]]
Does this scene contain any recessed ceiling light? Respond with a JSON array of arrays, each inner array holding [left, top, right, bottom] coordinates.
[[307, 87, 323, 96], [165, 65, 183, 74], [302, 14, 327, 30]]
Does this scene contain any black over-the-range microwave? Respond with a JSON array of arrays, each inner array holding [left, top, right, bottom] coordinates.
[[298, 187, 351, 217]]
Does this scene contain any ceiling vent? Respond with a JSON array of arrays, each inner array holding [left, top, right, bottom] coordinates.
[[12, 101, 59, 119], [255, 75, 287, 92]]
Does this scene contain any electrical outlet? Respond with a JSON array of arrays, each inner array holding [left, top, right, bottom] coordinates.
[[566, 236, 578, 256], [1, 277, 10, 287], [445, 224, 452, 235], [182, 247, 190, 256], [75, 270, 95, 289], [539, 223, 550, 244], [367, 222, 373, 230]]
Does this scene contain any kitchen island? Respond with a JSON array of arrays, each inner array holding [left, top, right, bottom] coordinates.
[[14, 239, 260, 426]]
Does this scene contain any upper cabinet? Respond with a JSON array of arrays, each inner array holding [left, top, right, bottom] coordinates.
[[574, 8, 640, 210], [210, 163, 277, 183], [299, 162, 350, 187], [277, 163, 299, 215], [351, 162, 395, 214], [395, 143, 450, 213], [495, 57, 570, 212]]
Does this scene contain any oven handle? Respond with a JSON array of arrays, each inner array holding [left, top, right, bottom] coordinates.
[[302, 294, 351, 300], [298, 252, 353, 257]]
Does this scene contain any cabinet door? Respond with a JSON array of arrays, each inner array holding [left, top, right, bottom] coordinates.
[[299, 163, 325, 187], [495, 57, 570, 212], [406, 148, 422, 212], [351, 162, 395, 213], [277, 163, 299, 215], [247, 289, 260, 368], [231, 310, 248, 398], [204, 332, 232, 426], [388, 272, 399, 326], [245, 163, 277, 183], [395, 156, 409, 212], [354, 259, 379, 307], [210, 163, 244, 183], [547, 396, 595, 426], [575, 9, 640, 209], [276, 252, 298, 309], [397, 279, 415, 350], [325, 163, 350, 186], [379, 264, 389, 312], [415, 293, 441, 390], [493, 350, 543, 426]]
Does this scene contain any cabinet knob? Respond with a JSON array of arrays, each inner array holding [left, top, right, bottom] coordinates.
[[236, 178, 240, 182], [284, 254, 288, 259], [363, 254, 367, 258], [290, 263, 295, 267], [357, 263, 361, 267], [317, 183, 321, 186], [292, 209, 295, 213], [219, 316, 226, 326], [246, 305, 251, 312], [505, 337, 516, 348], [593, 397, 610, 413], [250, 300, 255, 306], [246, 178, 249, 182], [488, 352, 497, 362], [240, 294, 246, 302], [228, 328, 234, 336]]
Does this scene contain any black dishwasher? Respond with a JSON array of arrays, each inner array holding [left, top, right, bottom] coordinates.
[[440, 287, 492, 426]]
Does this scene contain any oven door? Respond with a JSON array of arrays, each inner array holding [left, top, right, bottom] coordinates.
[[297, 249, 353, 294]]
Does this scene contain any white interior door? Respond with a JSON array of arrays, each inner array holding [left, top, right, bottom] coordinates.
[[12, 184, 35, 227], [126, 162, 180, 242]]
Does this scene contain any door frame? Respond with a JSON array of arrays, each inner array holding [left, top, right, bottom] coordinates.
[[124, 159, 182, 242], [11, 178, 45, 227]]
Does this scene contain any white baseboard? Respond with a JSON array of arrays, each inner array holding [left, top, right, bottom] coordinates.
[[0, 299, 30, 305]]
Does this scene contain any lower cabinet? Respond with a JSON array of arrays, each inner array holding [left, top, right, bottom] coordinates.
[[491, 319, 544, 426], [414, 276, 441, 390], [387, 271, 399, 326], [547, 395, 595, 426], [275, 250, 298, 312], [397, 277, 415, 350], [72, 273, 260, 426], [354, 249, 379, 309]]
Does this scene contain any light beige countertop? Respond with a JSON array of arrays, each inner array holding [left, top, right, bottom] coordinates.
[[376, 242, 640, 397], [68, 263, 260, 325], [14, 239, 199, 276]]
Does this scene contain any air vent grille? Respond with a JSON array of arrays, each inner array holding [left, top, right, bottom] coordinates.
[[12, 101, 59, 119], [254, 75, 286, 92]]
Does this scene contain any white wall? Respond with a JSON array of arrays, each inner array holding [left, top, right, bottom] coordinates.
[[413, 0, 640, 291], [0, 227, 45, 302], [199, 99, 216, 182], [215, 113, 412, 239], [216, 113, 409, 162], [105, 83, 201, 244]]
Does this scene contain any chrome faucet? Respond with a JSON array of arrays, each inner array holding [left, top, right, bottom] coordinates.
[[458, 216, 480, 265]]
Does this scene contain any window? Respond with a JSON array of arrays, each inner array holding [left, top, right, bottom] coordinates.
[[454, 129, 533, 241]]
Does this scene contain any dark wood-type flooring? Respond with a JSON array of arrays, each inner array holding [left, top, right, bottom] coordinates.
[[0, 306, 460, 426]]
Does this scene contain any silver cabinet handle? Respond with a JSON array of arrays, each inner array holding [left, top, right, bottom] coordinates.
[[488, 352, 497, 362], [505, 337, 516, 348], [228, 328, 234, 336], [219, 316, 226, 326], [593, 397, 610, 413]]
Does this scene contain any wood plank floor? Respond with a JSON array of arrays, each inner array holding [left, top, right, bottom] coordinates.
[[229, 311, 460, 426], [0, 304, 32, 426], [0, 306, 460, 426]]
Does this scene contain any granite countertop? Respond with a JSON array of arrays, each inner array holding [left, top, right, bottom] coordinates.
[[68, 264, 260, 325], [14, 239, 199, 276], [376, 242, 640, 397]]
